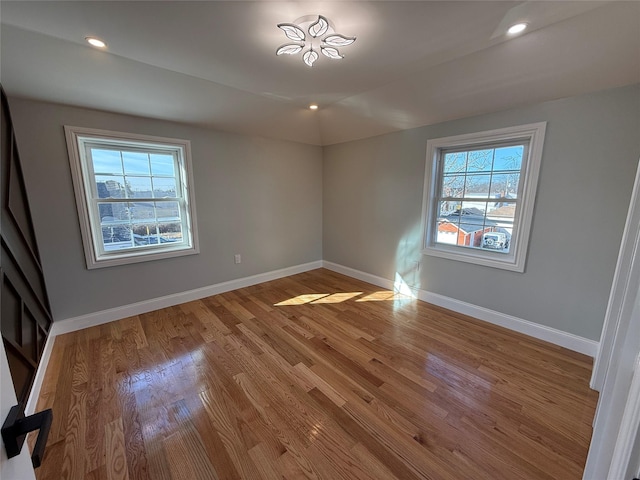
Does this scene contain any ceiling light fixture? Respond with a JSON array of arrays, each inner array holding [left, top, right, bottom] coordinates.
[[85, 37, 107, 48], [507, 23, 528, 35], [309, 104, 319, 110], [276, 15, 356, 67]]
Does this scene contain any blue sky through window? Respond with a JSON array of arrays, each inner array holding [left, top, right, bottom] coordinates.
[[444, 145, 524, 175], [91, 149, 176, 177]]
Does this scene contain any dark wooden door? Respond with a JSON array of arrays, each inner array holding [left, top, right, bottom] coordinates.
[[1, 87, 52, 405]]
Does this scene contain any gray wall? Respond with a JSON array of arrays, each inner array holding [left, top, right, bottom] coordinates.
[[9, 98, 323, 320], [8, 85, 640, 340], [324, 84, 640, 341]]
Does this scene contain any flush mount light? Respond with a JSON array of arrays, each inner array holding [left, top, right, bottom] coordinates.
[[276, 15, 356, 67], [309, 104, 319, 110], [85, 37, 107, 48], [507, 23, 528, 35], [303, 48, 319, 67]]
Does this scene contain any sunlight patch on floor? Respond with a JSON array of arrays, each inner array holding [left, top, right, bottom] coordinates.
[[311, 292, 363, 304], [274, 290, 414, 306], [356, 291, 397, 302], [274, 294, 330, 306], [273, 277, 418, 307]]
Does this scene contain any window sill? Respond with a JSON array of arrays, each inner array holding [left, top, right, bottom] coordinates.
[[422, 244, 525, 272], [86, 242, 199, 269]]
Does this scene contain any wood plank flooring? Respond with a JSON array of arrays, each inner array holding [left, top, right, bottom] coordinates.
[[32, 268, 598, 479]]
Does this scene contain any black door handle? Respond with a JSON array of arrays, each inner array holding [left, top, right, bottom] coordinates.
[[1, 404, 53, 468]]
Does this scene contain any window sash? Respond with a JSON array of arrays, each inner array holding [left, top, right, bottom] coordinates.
[[93, 199, 189, 256], [65, 126, 199, 269], [83, 143, 185, 198], [421, 122, 546, 272], [81, 144, 191, 257], [430, 141, 528, 251]]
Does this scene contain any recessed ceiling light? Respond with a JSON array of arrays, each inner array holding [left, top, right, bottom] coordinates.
[[85, 37, 107, 48], [309, 104, 319, 110], [507, 23, 528, 35]]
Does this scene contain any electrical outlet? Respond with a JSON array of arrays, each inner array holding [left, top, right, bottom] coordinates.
[[234, 254, 241, 264]]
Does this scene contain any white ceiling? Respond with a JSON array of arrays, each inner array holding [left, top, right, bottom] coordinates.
[[1, 1, 639, 146]]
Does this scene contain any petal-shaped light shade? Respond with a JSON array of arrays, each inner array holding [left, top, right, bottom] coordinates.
[[321, 46, 343, 59], [276, 44, 304, 55], [278, 23, 306, 42], [323, 34, 356, 47], [303, 49, 319, 67], [309, 15, 329, 38]]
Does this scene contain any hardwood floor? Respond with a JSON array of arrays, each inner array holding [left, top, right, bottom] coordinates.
[[32, 268, 598, 479]]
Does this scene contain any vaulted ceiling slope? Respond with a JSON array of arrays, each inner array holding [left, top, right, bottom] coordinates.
[[1, 1, 639, 146]]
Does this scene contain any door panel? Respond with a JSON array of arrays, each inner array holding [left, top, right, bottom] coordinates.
[[0, 86, 52, 406], [0, 341, 36, 480]]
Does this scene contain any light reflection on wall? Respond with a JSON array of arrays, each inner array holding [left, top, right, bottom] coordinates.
[[392, 221, 423, 310]]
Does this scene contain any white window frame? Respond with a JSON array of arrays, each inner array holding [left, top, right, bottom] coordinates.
[[65, 126, 199, 269], [421, 122, 546, 272]]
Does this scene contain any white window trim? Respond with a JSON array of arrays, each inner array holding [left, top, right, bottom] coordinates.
[[421, 122, 546, 272], [65, 126, 200, 269]]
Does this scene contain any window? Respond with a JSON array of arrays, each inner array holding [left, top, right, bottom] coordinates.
[[421, 122, 546, 272], [65, 126, 199, 269]]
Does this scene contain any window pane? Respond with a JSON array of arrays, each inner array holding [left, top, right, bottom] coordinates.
[[156, 201, 180, 221], [466, 149, 494, 172], [96, 176, 125, 198], [436, 218, 460, 245], [101, 225, 132, 251], [130, 202, 155, 222], [480, 229, 510, 253], [493, 145, 523, 172], [127, 177, 153, 198], [436, 190, 514, 253], [98, 202, 129, 222], [159, 223, 183, 244], [485, 200, 515, 253], [438, 200, 459, 217], [464, 173, 491, 197], [487, 201, 516, 229], [150, 154, 175, 176], [490, 173, 520, 198], [122, 151, 150, 175], [133, 224, 159, 246], [443, 152, 467, 173], [91, 149, 122, 175], [458, 200, 487, 216], [449, 201, 488, 249], [442, 174, 465, 198], [468, 226, 487, 248], [153, 177, 177, 198]]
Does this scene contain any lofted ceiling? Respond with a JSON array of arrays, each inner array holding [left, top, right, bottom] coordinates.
[[1, 1, 639, 146]]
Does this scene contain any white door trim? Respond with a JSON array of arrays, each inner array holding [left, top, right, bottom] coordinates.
[[608, 354, 640, 479], [584, 157, 640, 479], [591, 160, 640, 391]]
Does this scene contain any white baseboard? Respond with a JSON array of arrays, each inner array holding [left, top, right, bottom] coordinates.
[[50, 260, 323, 337], [25, 332, 56, 415], [28, 258, 598, 411], [322, 261, 599, 357], [322, 261, 397, 291], [26, 260, 322, 410]]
